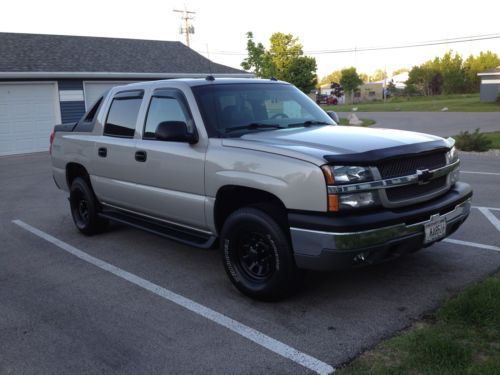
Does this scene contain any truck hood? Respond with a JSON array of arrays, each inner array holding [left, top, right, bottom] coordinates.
[[222, 125, 450, 165]]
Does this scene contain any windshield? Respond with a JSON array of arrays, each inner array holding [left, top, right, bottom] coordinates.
[[192, 83, 335, 137]]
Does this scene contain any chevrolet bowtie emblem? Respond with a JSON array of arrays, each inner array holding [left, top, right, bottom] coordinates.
[[416, 169, 432, 185]]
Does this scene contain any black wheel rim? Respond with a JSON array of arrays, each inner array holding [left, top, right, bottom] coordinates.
[[237, 231, 276, 281], [78, 199, 89, 221], [71, 189, 89, 228]]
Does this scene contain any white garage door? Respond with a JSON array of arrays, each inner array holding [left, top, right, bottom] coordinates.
[[84, 81, 136, 109], [0, 83, 59, 156]]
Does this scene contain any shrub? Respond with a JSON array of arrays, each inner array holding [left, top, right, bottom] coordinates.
[[454, 128, 492, 152]]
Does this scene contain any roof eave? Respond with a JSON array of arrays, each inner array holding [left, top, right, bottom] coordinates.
[[0, 71, 254, 79]]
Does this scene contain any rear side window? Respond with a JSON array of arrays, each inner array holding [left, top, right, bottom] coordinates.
[[104, 90, 143, 137], [83, 97, 103, 122]]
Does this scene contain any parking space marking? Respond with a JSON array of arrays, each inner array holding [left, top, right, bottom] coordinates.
[[12, 220, 335, 375], [443, 238, 500, 252], [473, 205, 500, 212], [476, 207, 500, 233], [461, 171, 500, 176]]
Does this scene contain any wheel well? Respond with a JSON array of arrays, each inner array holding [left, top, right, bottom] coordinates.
[[66, 163, 91, 189], [214, 186, 288, 234]]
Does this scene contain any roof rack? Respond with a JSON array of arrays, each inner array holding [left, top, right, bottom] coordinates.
[[205, 75, 215, 81]]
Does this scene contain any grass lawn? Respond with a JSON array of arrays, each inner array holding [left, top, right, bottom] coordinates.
[[338, 273, 500, 374], [338, 117, 376, 127], [323, 94, 500, 112]]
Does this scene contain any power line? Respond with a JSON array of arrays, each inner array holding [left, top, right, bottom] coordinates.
[[308, 34, 500, 54], [196, 33, 500, 56]]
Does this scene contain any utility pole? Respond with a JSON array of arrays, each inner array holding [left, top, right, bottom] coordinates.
[[173, 8, 196, 48]]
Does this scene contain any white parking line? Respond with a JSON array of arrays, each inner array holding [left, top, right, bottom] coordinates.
[[473, 205, 500, 212], [443, 238, 500, 252], [461, 171, 500, 176], [476, 207, 500, 233], [12, 220, 334, 375]]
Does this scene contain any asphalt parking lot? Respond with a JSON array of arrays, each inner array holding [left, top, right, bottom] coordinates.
[[1, 152, 499, 374]]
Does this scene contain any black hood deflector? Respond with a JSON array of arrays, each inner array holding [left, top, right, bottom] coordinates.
[[323, 140, 450, 165]]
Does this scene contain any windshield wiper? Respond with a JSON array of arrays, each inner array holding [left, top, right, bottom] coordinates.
[[288, 120, 332, 128], [224, 123, 284, 133]]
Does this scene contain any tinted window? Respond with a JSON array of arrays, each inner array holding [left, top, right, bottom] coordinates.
[[104, 95, 142, 137], [192, 83, 334, 137], [83, 97, 103, 122], [144, 96, 194, 139]]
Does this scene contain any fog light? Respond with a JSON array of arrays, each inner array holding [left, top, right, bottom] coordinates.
[[340, 191, 379, 210], [450, 169, 460, 184], [353, 251, 370, 263]]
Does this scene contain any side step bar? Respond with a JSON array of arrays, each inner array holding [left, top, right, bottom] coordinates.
[[99, 209, 217, 249]]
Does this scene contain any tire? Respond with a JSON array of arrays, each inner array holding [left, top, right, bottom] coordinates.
[[69, 177, 108, 235], [220, 207, 298, 301]]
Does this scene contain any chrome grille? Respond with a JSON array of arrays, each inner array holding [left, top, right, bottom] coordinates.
[[377, 151, 450, 206], [386, 176, 447, 201], [378, 152, 447, 179]]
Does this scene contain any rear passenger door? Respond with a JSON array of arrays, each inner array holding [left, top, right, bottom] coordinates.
[[91, 90, 144, 210], [132, 88, 207, 230]]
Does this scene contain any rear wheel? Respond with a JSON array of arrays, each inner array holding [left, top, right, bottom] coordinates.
[[220, 207, 298, 301], [69, 177, 108, 235]]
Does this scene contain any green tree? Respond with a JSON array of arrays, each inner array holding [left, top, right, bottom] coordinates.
[[438, 51, 465, 94], [282, 56, 318, 93], [464, 51, 500, 92], [407, 62, 441, 96], [320, 70, 342, 85], [369, 69, 387, 82], [241, 32, 317, 93], [241, 32, 276, 78], [340, 67, 363, 104], [392, 68, 409, 76], [358, 72, 369, 83]]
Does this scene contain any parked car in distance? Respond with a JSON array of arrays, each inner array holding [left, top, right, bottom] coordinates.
[[316, 94, 338, 105]]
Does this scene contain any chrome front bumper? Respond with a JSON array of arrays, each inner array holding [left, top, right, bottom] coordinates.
[[290, 199, 471, 257]]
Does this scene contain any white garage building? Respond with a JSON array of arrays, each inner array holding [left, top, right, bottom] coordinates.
[[0, 32, 251, 156]]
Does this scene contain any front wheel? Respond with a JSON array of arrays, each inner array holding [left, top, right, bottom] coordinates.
[[69, 177, 108, 235], [220, 207, 298, 301]]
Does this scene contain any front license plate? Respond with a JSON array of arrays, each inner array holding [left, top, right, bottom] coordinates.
[[424, 216, 447, 244]]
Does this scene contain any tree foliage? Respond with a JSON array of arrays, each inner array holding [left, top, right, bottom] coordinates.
[[464, 51, 500, 92], [358, 72, 369, 83], [340, 67, 363, 103], [406, 50, 500, 96], [241, 32, 317, 93], [319, 70, 342, 85], [369, 69, 388, 82], [392, 68, 409, 76]]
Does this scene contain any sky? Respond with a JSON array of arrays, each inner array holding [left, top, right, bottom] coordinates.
[[2, 0, 499, 78]]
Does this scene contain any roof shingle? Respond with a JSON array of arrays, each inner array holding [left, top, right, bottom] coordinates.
[[0, 32, 246, 74]]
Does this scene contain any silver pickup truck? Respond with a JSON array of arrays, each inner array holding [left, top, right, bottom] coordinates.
[[50, 78, 472, 300]]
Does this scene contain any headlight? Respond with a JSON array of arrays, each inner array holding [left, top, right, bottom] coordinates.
[[322, 165, 374, 185], [447, 146, 458, 164], [321, 165, 378, 212]]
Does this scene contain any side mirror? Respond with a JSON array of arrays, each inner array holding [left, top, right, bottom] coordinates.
[[155, 121, 198, 144], [326, 111, 339, 124]]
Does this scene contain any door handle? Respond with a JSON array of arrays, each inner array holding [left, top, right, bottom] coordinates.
[[98, 147, 107, 157], [135, 150, 147, 162]]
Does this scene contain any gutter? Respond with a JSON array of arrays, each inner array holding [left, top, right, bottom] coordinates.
[[0, 71, 255, 79]]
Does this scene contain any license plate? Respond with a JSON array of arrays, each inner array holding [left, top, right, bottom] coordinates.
[[424, 216, 447, 244]]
